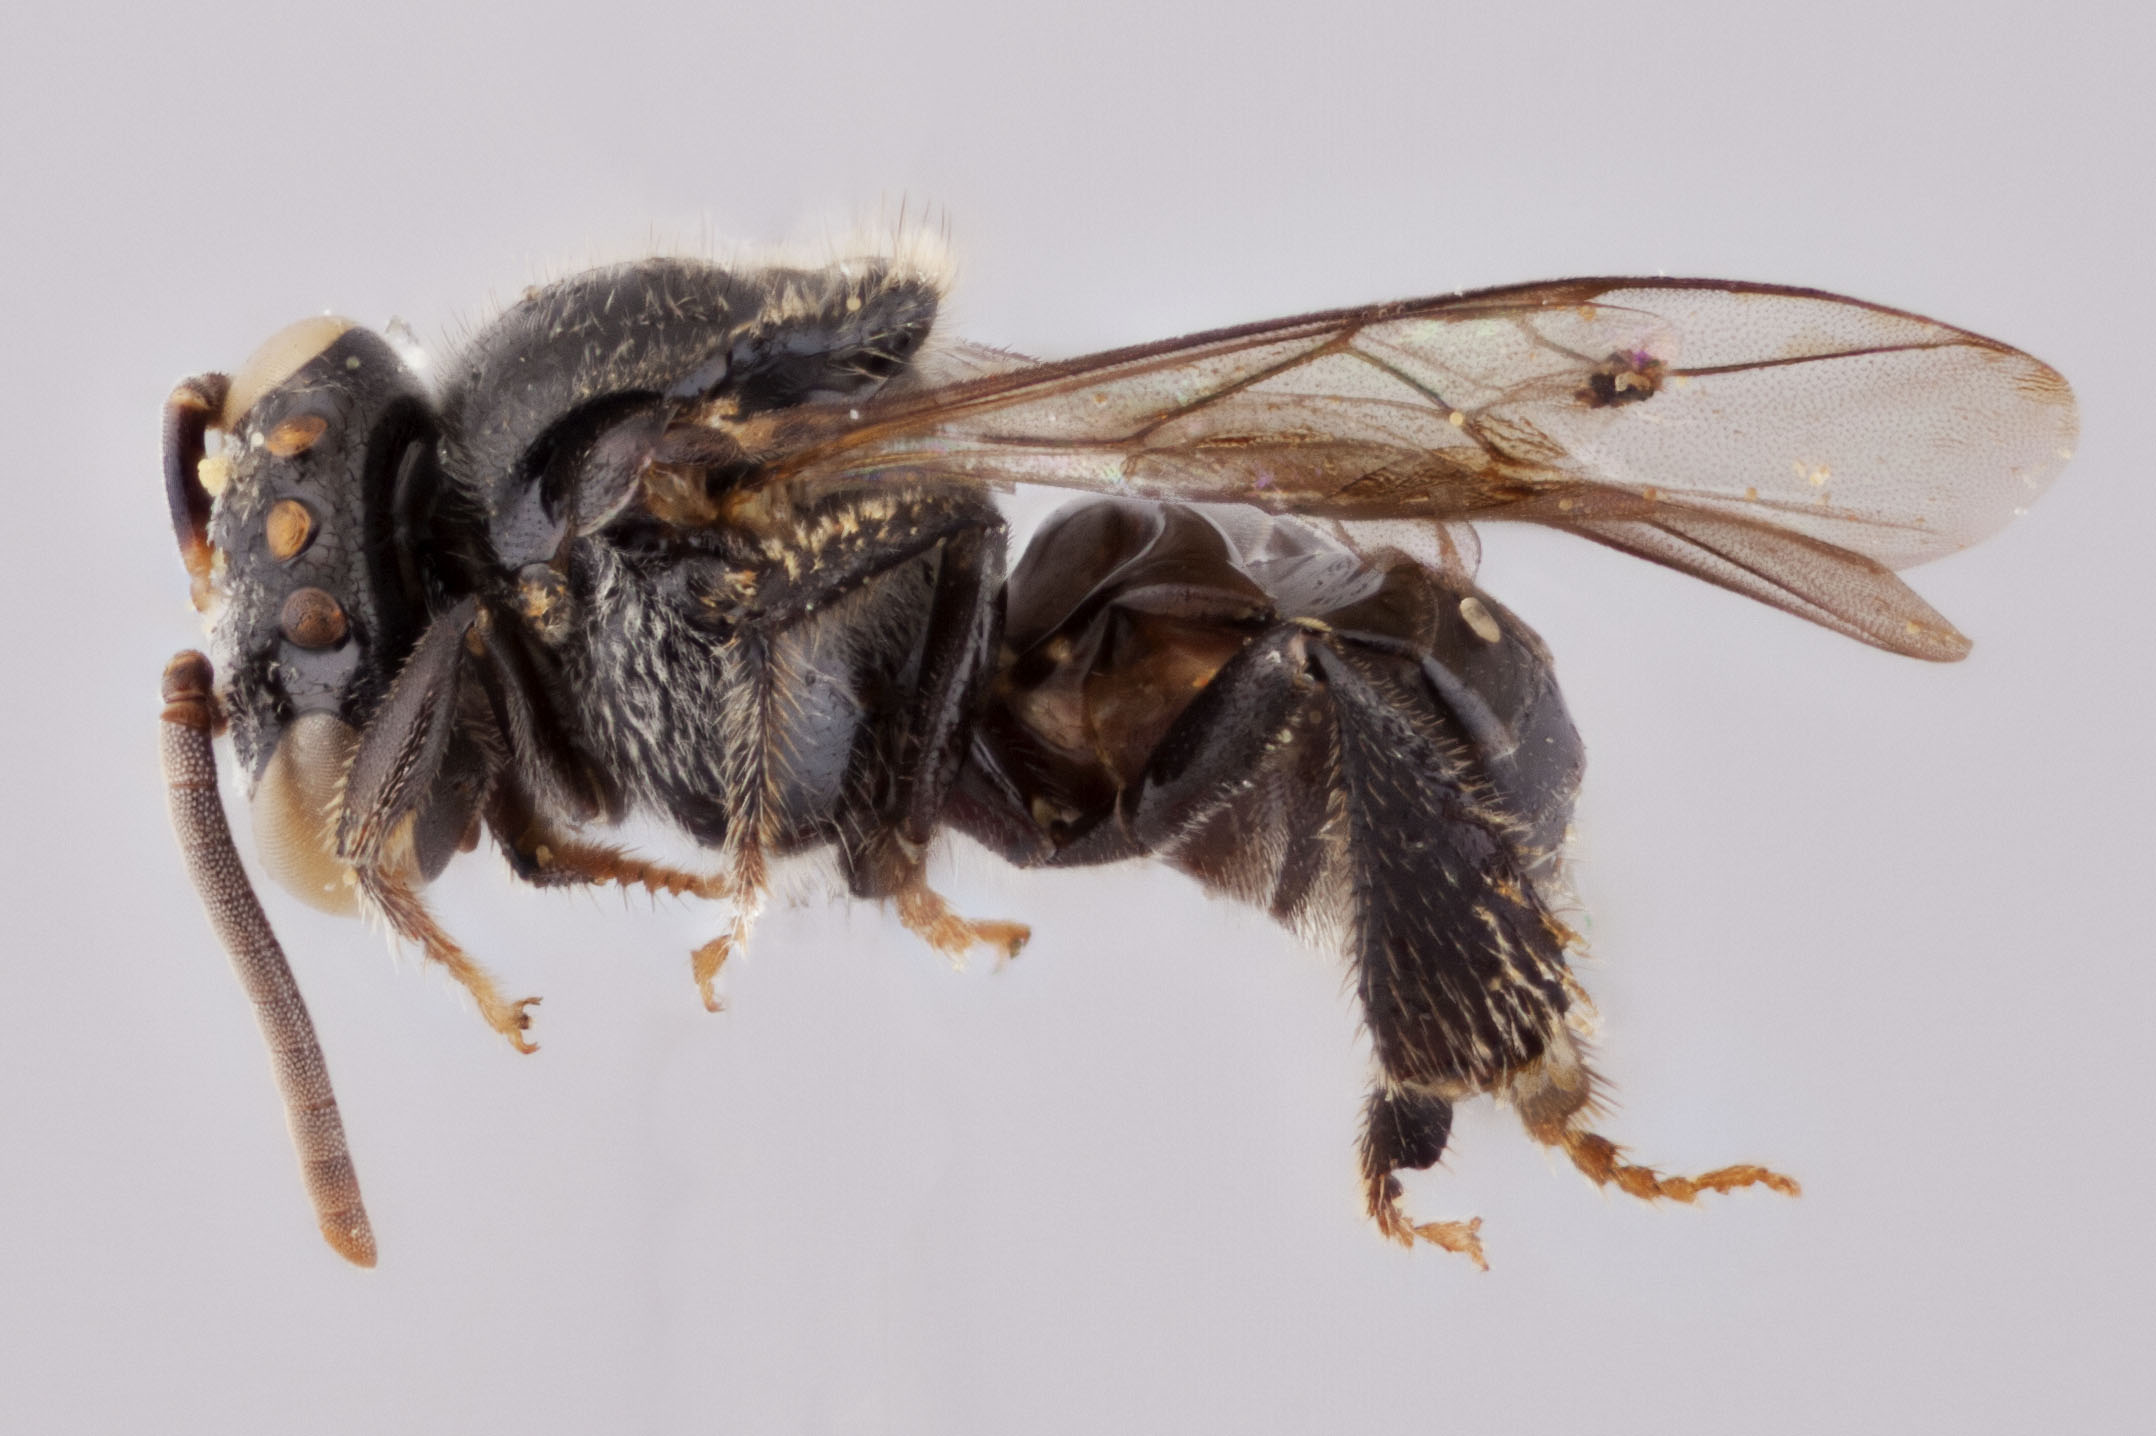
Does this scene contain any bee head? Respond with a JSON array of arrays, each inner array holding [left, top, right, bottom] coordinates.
[[164, 317, 446, 911]]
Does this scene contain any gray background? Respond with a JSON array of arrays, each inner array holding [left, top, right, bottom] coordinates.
[[2, 2, 2147, 1432]]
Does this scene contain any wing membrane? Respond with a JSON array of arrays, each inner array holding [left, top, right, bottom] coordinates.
[[771, 279, 2076, 658]]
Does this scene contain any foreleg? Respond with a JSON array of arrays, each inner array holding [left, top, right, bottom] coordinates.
[[336, 598, 539, 1050]]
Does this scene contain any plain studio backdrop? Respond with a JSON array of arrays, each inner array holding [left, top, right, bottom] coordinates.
[[1, 3, 2145, 1432]]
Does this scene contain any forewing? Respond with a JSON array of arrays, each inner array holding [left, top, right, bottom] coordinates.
[[774, 279, 2076, 658]]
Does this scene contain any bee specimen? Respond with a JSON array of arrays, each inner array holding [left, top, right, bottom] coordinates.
[[159, 247, 2076, 1267]]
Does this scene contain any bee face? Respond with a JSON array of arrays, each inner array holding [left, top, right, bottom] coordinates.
[[175, 320, 446, 910]]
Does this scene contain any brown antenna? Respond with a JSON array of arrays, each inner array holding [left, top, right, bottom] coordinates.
[[159, 651, 375, 1267]]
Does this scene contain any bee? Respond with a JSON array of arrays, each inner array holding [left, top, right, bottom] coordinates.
[[158, 248, 2077, 1268]]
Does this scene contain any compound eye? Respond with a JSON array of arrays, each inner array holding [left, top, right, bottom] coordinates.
[[250, 711, 360, 914], [221, 315, 356, 428]]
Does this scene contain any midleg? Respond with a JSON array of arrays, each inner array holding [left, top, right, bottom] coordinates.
[[827, 499, 1029, 963], [489, 787, 745, 1012]]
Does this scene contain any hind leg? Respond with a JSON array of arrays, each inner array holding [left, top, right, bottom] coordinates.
[[1360, 1085, 1487, 1270], [1504, 1030, 1802, 1204]]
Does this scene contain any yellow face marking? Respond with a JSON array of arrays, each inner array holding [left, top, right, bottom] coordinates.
[[196, 452, 234, 498], [266, 414, 329, 458], [265, 499, 315, 560], [221, 315, 355, 427], [251, 712, 361, 914]]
